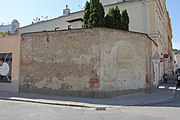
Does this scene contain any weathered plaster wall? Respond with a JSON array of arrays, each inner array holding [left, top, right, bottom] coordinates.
[[99, 29, 152, 91], [0, 35, 21, 92], [20, 28, 153, 97], [20, 29, 101, 91]]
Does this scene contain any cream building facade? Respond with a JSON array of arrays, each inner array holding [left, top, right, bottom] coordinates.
[[18, 0, 172, 83]]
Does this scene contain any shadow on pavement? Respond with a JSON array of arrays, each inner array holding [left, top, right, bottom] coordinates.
[[0, 75, 179, 108]]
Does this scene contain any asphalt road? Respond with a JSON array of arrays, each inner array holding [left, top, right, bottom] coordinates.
[[0, 75, 179, 120], [154, 87, 180, 107], [0, 100, 179, 120]]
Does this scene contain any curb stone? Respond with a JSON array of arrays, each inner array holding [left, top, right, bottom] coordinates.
[[0, 97, 93, 108], [0, 97, 119, 109]]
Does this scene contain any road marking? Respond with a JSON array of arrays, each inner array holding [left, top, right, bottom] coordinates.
[[158, 86, 165, 89], [176, 88, 180, 91], [168, 87, 176, 90]]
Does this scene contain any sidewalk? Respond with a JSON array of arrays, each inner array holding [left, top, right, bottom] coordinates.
[[0, 76, 177, 108]]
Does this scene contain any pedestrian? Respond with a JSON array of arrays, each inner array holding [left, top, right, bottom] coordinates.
[[0, 58, 3, 66], [163, 73, 168, 83], [0, 58, 3, 80]]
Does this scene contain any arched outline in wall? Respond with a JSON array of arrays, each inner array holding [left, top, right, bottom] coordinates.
[[109, 40, 137, 90]]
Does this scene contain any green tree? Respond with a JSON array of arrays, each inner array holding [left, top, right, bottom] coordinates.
[[105, 12, 112, 28], [173, 49, 180, 54], [105, 6, 122, 29], [83, 1, 91, 28], [83, 0, 105, 28], [83, 2, 130, 31], [121, 9, 130, 30], [0, 32, 7, 37]]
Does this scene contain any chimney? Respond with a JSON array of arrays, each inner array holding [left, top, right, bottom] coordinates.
[[12, 19, 20, 33], [63, 5, 70, 16]]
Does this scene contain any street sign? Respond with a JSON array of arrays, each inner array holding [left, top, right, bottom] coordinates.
[[163, 54, 168, 58], [160, 58, 164, 62]]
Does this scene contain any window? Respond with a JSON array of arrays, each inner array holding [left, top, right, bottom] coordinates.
[[0, 53, 12, 83]]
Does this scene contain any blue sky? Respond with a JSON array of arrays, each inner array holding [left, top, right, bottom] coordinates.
[[0, 0, 86, 25], [166, 0, 180, 49], [0, 0, 179, 49]]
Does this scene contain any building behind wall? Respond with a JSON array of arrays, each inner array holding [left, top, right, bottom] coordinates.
[[0, 19, 20, 34]]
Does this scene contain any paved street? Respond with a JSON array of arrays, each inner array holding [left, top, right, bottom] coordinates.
[[0, 99, 180, 120], [0, 78, 176, 107], [154, 87, 180, 107], [160, 91, 180, 107], [149, 74, 179, 107], [0, 75, 179, 120]]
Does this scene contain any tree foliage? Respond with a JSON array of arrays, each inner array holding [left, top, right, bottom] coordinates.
[[83, 1, 91, 28], [173, 49, 180, 54], [105, 6, 122, 29], [83, 0, 105, 28], [83, 2, 130, 31], [121, 9, 130, 30], [0, 32, 7, 37], [105, 7, 130, 30]]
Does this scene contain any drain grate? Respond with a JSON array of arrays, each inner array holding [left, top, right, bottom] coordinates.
[[95, 107, 106, 111]]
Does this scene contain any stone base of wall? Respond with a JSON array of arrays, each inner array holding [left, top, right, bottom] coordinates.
[[19, 87, 147, 98], [0, 80, 19, 92]]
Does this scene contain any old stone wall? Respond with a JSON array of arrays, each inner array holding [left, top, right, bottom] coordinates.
[[99, 29, 152, 91], [20, 28, 154, 97]]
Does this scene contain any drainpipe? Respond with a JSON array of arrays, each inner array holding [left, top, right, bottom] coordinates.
[[149, 56, 152, 93], [144, 1, 152, 93], [143, 0, 147, 33]]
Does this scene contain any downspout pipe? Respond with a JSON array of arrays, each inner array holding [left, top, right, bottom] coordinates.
[[143, 0, 147, 33]]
